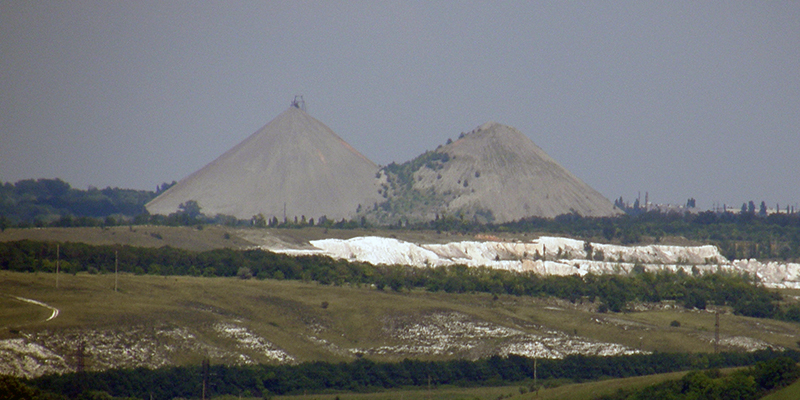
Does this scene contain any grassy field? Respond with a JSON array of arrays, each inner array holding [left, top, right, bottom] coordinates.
[[201, 371, 690, 400], [2, 270, 799, 367], [207, 366, 800, 400], [2, 226, 800, 397], [0, 224, 713, 254], [762, 378, 800, 400], [0, 225, 511, 252]]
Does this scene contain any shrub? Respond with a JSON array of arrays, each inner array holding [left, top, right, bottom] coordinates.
[[237, 267, 253, 280]]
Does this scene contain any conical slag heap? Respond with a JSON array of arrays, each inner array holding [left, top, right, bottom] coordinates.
[[430, 122, 619, 221], [146, 106, 381, 221], [372, 121, 619, 223]]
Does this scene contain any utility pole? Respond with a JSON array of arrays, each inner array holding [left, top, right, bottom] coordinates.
[[56, 244, 60, 289], [202, 358, 209, 400], [427, 374, 431, 400], [714, 311, 720, 353], [76, 341, 87, 394], [76, 342, 85, 374], [114, 250, 118, 292]]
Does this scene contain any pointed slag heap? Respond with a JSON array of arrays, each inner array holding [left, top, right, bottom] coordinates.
[[146, 105, 381, 222], [370, 122, 619, 224]]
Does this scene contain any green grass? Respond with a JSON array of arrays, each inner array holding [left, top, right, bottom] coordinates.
[[271, 384, 522, 400], [761, 378, 800, 400], [0, 225, 508, 252], [0, 296, 52, 328], [522, 371, 690, 400], [207, 371, 690, 400]]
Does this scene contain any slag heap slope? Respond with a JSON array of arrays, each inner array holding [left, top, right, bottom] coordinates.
[[146, 107, 381, 221], [374, 122, 619, 223]]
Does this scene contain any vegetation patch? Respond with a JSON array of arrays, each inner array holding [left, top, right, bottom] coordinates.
[[22, 350, 800, 399], [598, 357, 800, 400]]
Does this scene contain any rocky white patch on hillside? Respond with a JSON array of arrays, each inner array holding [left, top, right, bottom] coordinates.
[[1, 323, 297, 379], [213, 322, 295, 364], [0, 338, 68, 378], [275, 236, 800, 289], [351, 312, 643, 360]]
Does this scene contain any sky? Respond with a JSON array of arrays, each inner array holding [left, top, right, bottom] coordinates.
[[2, 1, 798, 211]]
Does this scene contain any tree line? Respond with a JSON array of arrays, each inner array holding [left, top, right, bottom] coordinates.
[[0, 178, 164, 228], [7, 209, 798, 263], [20, 350, 800, 399], [2, 240, 799, 321], [3, 178, 800, 261], [495, 211, 800, 261]]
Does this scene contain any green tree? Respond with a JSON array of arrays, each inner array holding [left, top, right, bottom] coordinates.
[[237, 267, 253, 279], [178, 200, 202, 219], [251, 214, 267, 227], [0, 375, 38, 400], [752, 357, 800, 391]]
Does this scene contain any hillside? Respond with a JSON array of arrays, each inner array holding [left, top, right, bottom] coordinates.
[[2, 271, 798, 380], [367, 122, 619, 224], [3, 226, 800, 382]]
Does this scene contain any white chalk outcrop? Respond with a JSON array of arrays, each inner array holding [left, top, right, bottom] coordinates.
[[275, 236, 800, 289]]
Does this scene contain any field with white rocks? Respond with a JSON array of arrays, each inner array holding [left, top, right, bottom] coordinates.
[[3, 228, 800, 380], [277, 236, 800, 289]]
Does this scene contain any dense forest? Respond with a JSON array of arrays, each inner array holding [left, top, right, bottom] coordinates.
[[16, 350, 800, 399], [2, 240, 799, 321]]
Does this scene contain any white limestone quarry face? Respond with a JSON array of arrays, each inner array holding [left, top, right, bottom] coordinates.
[[731, 259, 800, 289], [311, 236, 446, 267], [277, 236, 800, 289]]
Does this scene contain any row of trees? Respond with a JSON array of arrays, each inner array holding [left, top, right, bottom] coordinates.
[[24, 351, 800, 399], [8, 207, 798, 263], [493, 211, 800, 261], [3, 178, 799, 261], [2, 240, 798, 321]]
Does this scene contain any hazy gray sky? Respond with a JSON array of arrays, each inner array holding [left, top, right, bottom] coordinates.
[[2, 1, 798, 210]]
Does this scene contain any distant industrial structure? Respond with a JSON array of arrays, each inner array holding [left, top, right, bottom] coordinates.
[[614, 193, 798, 216]]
